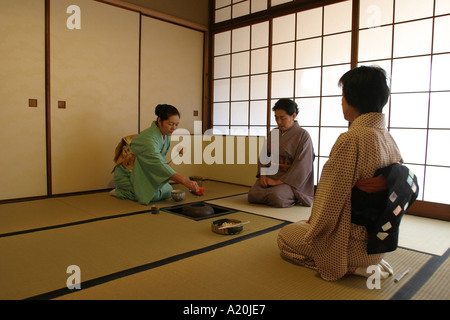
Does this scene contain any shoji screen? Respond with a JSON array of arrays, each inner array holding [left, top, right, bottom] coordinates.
[[358, 0, 450, 204], [212, 1, 353, 183]]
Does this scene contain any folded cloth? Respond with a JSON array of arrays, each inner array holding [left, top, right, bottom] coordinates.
[[353, 259, 394, 280], [191, 187, 204, 196], [112, 134, 138, 172]]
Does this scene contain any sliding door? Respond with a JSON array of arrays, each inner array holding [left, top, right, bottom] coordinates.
[[140, 16, 204, 134], [50, 0, 140, 194], [0, 0, 47, 200], [1, 0, 205, 200]]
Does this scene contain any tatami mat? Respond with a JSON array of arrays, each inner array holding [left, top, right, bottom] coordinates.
[[412, 251, 450, 300], [0, 181, 448, 301], [0, 181, 249, 237], [0, 197, 96, 235], [0, 210, 284, 300], [208, 194, 450, 256], [398, 214, 450, 256], [56, 230, 436, 300], [207, 194, 312, 222]]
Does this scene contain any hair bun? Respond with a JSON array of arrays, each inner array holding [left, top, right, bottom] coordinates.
[[154, 104, 180, 121], [155, 104, 164, 117]]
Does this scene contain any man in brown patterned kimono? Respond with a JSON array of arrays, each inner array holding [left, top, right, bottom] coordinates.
[[278, 66, 402, 281], [248, 99, 315, 208]]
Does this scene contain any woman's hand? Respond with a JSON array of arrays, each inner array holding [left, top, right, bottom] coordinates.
[[260, 175, 283, 188], [267, 178, 283, 186], [184, 180, 199, 193], [259, 175, 268, 188], [170, 173, 199, 193]]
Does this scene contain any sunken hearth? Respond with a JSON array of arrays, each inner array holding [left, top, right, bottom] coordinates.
[[161, 202, 237, 221]]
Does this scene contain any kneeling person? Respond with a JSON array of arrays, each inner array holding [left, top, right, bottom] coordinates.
[[111, 104, 199, 205], [248, 99, 315, 208]]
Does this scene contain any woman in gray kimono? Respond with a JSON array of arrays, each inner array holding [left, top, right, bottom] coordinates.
[[248, 99, 315, 208]]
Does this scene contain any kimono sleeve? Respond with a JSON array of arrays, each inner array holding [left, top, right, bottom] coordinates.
[[280, 131, 314, 191], [302, 132, 362, 280], [305, 132, 359, 244]]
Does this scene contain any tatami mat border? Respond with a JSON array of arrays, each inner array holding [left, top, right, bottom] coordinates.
[[0, 210, 152, 239], [390, 247, 450, 300], [0, 193, 250, 239], [3, 190, 447, 300], [25, 222, 291, 300]]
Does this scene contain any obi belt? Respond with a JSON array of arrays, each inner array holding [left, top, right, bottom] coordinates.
[[351, 163, 419, 254], [112, 134, 138, 172]]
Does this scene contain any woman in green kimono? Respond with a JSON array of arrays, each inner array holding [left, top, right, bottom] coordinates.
[[111, 104, 199, 205]]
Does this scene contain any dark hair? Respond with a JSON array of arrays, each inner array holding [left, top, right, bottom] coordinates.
[[338, 66, 390, 114], [155, 104, 180, 121], [272, 98, 299, 116]]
